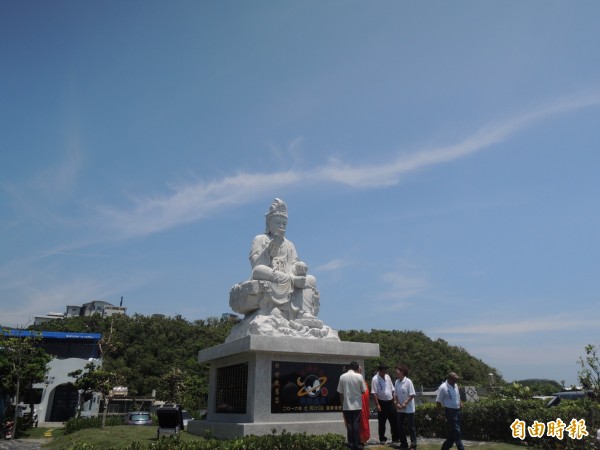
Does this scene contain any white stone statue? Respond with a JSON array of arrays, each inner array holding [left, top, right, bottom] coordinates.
[[226, 198, 339, 341]]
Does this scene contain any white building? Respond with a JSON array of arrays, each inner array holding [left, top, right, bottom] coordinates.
[[5, 330, 103, 424], [65, 300, 127, 317], [34, 300, 127, 326], [66, 300, 127, 318], [33, 312, 65, 326]]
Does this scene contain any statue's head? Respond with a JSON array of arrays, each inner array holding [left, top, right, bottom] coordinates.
[[265, 198, 288, 235]]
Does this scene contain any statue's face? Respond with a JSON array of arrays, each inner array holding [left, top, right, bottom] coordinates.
[[267, 214, 287, 237]]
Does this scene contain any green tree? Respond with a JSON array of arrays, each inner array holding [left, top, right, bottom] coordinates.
[[0, 329, 52, 437], [578, 343, 600, 400], [68, 362, 123, 427], [159, 367, 185, 404], [491, 382, 532, 399], [32, 316, 502, 413], [513, 378, 562, 396], [32, 314, 235, 412], [339, 329, 502, 387]]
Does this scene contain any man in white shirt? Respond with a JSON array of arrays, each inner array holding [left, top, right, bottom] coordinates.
[[337, 361, 366, 450], [436, 372, 465, 450], [393, 364, 417, 449], [371, 364, 398, 444]]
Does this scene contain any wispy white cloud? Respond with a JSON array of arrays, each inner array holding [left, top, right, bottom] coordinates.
[[98, 170, 303, 238], [1, 140, 84, 230], [95, 90, 600, 239], [0, 275, 106, 328], [0, 262, 153, 328], [378, 272, 428, 301], [316, 90, 600, 188], [268, 136, 306, 167], [432, 313, 600, 336], [313, 258, 351, 272], [29, 140, 83, 201], [367, 261, 431, 313]]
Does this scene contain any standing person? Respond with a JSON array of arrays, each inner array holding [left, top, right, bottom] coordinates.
[[337, 361, 366, 450], [358, 366, 371, 446], [393, 364, 417, 449], [371, 364, 398, 444], [436, 372, 465, 450]]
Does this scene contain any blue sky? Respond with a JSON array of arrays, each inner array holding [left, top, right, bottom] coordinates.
[[2, 1, 600, 386]]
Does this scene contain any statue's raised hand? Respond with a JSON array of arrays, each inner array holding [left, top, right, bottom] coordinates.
[[267, 230, 285, 257]]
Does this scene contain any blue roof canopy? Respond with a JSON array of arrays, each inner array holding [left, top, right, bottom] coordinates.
[[4, 330, 102, 341]]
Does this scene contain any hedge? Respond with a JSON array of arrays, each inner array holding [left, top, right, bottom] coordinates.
[[63, 431, 346, 450], [416, 399, 600, 449], [64, 416, 133, 435]]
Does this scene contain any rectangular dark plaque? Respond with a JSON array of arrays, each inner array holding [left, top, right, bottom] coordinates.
[[271, 361, 344, 413]]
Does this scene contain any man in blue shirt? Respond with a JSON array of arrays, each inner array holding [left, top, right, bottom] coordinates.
[[436, 372, 464, 450]]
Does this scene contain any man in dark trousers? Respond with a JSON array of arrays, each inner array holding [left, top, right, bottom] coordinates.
[[371, 364, 398, 444], [337, 361, 367, 450], [436, 372, 465, 450]]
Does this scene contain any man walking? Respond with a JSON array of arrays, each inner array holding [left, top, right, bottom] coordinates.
[[337, 361, 366, 450], [436, 372, 465, 450], [371, 364, 398, 444]]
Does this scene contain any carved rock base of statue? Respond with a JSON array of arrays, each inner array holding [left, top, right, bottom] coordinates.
[[226, 310, 339, 342], [189, 335, 380, 440], [227, 280, 339, 342]]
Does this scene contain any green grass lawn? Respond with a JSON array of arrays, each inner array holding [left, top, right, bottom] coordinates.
[[36, 425, 525, 450], [41, 425, 204, 449], [17, 426, 64, 439]]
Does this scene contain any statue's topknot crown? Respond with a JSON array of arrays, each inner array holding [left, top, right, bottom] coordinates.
[[265, 198, 288, 219]]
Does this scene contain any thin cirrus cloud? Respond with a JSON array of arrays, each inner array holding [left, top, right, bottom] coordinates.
[[28, 141, 83, 201], [313, 258, 351, 272], [98, 170, 303, 238], [316, 90, 600, 188], [0, 274, 108, 327], [432, 313, 600, 336], [0, 264, 155, 328], [377, 271, 428, 302], [98, 91, 600, 240]]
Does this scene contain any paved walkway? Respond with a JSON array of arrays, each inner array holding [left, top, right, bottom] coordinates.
[[0, 439, 45, 450], [364, 437, 498, 447]]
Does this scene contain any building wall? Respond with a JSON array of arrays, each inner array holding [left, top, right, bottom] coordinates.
[[5, 331, 104, 425], [65, 306, 82, 317], [37, 357, 102, 423]]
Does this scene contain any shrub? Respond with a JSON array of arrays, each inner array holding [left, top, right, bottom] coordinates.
[[60, 429, 346, 449], [146, 431, 345, 450], [64, 415, 124, 435], [415, 398, 600, 449]]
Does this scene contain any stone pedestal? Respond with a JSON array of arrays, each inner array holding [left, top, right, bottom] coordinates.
[[188, 335, 379, 439]]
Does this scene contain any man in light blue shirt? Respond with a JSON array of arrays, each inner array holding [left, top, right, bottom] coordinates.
[[436, 372, 464, 450]]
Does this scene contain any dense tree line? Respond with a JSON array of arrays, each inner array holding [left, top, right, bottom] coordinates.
[[31, 315, 503, 411], [340, 329, 503, 388], [30, 314, 234, 412]]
